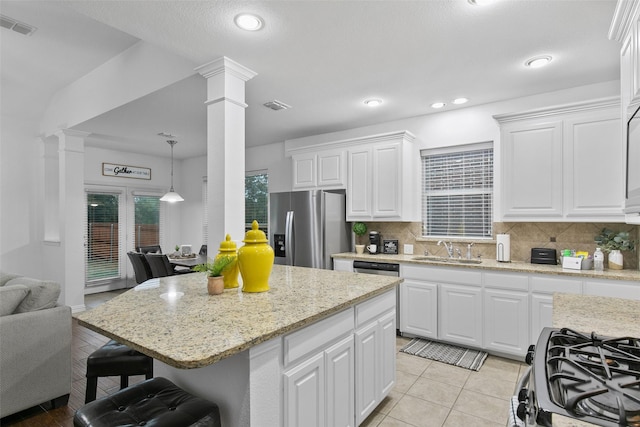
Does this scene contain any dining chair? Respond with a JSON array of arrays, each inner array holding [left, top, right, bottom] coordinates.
[[127, 252, 153, 284], [137, 245, 162, 254], [144, 253, 193, 277]]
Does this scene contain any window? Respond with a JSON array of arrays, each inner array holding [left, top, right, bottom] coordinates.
[[85, 192, 122, 284], [245, 172, 268, 234], [421, 142, 493, 239]]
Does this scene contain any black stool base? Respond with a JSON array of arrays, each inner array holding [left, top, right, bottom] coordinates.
[[74, 377, 221, 427]]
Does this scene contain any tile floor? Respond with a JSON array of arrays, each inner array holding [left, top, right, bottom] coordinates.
[[1, 289, 527, 426]]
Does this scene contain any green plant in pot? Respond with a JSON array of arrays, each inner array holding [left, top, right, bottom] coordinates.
[[594, 228, 637, 270], [194, 256, 234, 294], [352, 222, 367, 254]]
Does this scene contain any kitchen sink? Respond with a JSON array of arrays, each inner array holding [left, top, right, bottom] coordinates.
[[411, 256, 482, 264]]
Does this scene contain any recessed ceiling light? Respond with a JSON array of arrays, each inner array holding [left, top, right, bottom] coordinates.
[[235, 13, 263, 31], [453, 98, 469, 105], [525, 55, 552, 68], [431, 102, 445, 109], [468, 0, 494, 5], [364, 99, 383, 107]]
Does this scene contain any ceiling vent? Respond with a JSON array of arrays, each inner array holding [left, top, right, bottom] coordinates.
[[0, 15, 37, 36], [263, 100, 292, 111]]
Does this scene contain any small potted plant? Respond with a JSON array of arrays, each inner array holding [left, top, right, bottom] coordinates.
[[352, 222, 367, 255], [594, 228, 637, 270], [194, 255, 235, 295]]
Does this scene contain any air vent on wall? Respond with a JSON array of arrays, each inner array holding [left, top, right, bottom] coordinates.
[[0, 15, 37, 36], [263, 100, 292, 111]]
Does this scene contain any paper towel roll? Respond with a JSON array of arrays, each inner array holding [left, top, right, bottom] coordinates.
[[496, 234, 511, 262]]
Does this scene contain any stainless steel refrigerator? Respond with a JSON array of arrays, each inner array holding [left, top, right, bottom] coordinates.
[[269, 190, 351, 269]]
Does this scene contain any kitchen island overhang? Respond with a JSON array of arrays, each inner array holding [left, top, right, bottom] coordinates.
[[75, 265, 402, 427]]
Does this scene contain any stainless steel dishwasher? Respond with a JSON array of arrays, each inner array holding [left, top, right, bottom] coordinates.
[[353, 261, 401, 334]]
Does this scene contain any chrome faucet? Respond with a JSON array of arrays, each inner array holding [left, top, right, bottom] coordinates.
[[437, 240, 454, 258]]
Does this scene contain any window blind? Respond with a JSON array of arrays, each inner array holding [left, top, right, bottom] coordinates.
[[245, 172, 268, 233], [421, 143, 493, 238], [85, 191, 122, 284]]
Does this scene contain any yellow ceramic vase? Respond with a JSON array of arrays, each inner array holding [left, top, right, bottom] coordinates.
[[215, 234, 239, 289], [238, 220, 274, 293]]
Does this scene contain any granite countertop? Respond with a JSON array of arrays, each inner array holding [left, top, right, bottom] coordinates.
[[551, 293, 640, 427], [74, 265, 401, 369], [332, 252, 640, 282]]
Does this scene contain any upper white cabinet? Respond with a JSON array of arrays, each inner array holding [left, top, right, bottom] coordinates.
[[494, 98, 624, 222], [610, 0, 640, 220], [346, 132, 417, 221], [286, 131, 418, 222], [292, 149, 346, 190]]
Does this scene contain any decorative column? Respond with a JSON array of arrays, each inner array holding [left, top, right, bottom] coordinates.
[[55, 129, 88, 311], [196, 57, 257, 249]]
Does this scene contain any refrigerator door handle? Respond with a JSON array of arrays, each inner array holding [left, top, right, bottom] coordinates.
[[285, 210, 294, 266]]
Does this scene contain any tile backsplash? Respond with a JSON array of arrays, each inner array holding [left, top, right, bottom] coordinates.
[[361, 222, 639, 270]]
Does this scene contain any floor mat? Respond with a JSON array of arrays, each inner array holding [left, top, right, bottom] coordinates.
[[400, 338, 488, 371]]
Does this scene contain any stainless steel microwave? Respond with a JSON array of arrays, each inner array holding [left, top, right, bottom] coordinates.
[[626, 104, 640, 215]]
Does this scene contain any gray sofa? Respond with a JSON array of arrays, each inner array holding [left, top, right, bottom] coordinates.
[[0, 272, 72, 418]]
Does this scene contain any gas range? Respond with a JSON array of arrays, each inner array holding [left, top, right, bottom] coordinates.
[[517, 327, 640, 427]]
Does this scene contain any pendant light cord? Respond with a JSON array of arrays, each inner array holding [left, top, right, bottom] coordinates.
[[168, 140, 176, 191]]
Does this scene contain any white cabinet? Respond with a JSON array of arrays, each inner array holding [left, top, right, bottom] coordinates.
[[333, 259, 353, 272], [354, 291, 396, 425], [439, 283, 483, 348], [500, 120, 564, 219], [292, 149, 346, 190], [325, 336, 355, 427], [563, 111, 624, 219], [346, 132, 417, 221], [583, 279, 640, 300], [283, 308, 354, 427], [529, 275, 582, 341], [483, 272, 530, 356], [399, 264, 438, 339], [610, 1, 640, 217], [400, 279, 438, 339], [494, 98, 624, 222], [284, 353, 325, 427]]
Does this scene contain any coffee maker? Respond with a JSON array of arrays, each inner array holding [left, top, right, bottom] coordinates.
[[368, 231, 381, 254]]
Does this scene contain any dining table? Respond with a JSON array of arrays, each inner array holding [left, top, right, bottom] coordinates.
[[168, 254, 208, 268]]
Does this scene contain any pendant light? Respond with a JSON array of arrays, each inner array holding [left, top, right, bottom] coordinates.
[[160, 140, 184, 202]]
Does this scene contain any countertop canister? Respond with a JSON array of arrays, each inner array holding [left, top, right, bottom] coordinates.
[[238, 220, 274, 293], [216, 234, 239, 289]]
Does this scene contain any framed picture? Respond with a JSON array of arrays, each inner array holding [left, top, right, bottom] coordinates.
[[382, 239, 399, 254]]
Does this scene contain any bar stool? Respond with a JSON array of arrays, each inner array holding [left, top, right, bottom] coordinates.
[[85, 339, 154, 403], [74, 377, 221, 427]]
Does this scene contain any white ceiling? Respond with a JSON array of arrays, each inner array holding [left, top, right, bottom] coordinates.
[[1, 0, 621, 159]]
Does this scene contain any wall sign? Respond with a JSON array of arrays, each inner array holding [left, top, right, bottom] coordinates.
[[102, 163, 151, 180]]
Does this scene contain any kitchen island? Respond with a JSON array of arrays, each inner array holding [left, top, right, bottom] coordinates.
[[75, 265, 401, 427]]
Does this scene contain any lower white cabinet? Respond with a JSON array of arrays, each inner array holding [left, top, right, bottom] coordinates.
[[283, 290, 395, 427], [354, 292, 396, 425], [283, 335, 356, 427], [333, 259, 354, 272], [530, 293, 554, 343], [326, 336, 355, 427], [439, 284, 483, 348], [483, 289, 529, 355], [399, 279, 438, 339], [284, 352, 326, 427]]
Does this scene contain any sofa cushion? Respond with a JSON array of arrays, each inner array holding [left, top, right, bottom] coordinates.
[[0, 272, 22, 287], [0, 285, 29, 316], [4, 277, 61, 313]]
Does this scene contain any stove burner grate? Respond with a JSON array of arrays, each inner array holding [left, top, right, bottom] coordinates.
[[542, 328, 640, 426]]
